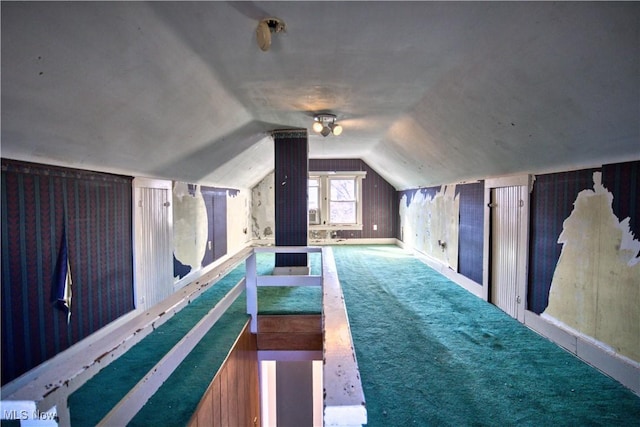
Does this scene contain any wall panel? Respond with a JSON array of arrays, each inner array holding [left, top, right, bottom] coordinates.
[[1, 159, 134, 384], [456, 181, 484, 284]]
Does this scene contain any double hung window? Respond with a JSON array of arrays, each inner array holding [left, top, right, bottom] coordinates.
[[308, 171, 366, 229]]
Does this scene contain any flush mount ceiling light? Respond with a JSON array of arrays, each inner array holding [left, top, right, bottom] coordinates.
[[256, 17, 286, 52], [313, 113, 343, 137]]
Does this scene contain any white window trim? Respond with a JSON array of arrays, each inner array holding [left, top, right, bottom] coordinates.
[[308, 171, 366, 231]]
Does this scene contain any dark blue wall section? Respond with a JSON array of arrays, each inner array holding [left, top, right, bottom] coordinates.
[[212, 188, 228, 261], [456, 181, 484, 285], [200, 186, 228, 266], [602, 161, 639, 245], [309, 159, 398, 239], [274, 130, 308, 267], [173, 255, 192, 279], [1, 160, 134, 385]]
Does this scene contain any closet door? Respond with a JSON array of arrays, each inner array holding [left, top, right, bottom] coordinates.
[[133, 178, 173, 310], [487, 177, 530, 322]]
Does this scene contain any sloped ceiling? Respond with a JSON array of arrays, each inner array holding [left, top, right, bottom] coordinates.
[[1, 1, 638, 190]]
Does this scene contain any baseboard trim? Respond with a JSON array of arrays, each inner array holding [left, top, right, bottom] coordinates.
[[252, 238, 398, 246], [400, 242, 484, 299], [525, 311, 640, 395], [400, 240, 640, 396], [310, 237, 398, 245]]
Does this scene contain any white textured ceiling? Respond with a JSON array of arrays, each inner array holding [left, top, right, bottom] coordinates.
[[2, 2, 638, 190]]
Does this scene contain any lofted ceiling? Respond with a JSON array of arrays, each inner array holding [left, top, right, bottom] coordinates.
[[1, 1, 638, 190]]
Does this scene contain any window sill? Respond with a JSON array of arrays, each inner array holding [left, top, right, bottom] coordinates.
[[309, 224, 363, 231]]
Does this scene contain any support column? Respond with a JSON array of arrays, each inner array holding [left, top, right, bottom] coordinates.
[[273, 129, 308, 273]]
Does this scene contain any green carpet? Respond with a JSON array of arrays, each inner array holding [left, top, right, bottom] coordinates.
[[332, 245, 640, 426], [256, 251, 322, 315]]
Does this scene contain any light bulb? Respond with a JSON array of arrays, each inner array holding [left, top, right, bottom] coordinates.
[[312, 121, 324, 133], [331, 123, 343, 136]]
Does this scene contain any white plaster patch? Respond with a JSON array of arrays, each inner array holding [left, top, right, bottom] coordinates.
[[251, 171, 275, 241], [227, 189, 250, 254], [173, 182, 208, 274], [544, 172, 640, 362], [398, 185, 459, 269]]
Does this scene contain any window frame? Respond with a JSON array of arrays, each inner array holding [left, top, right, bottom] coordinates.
[[308, 171, 366, 230]]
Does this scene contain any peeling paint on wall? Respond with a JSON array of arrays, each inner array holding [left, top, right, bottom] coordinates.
[[543, 172, 639, 362], [399, 184, 460, 269], [173, 182, 208, 276], [227, 189, 250, 254], [251, 171, 275, 242]]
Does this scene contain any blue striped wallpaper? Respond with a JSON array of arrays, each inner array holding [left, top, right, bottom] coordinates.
[[1, 160, 134, 384], [274, 130, 308, 267], [456, 181, 484, 285]]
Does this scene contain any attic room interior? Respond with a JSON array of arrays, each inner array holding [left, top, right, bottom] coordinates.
[[1, 1, 639, 426]]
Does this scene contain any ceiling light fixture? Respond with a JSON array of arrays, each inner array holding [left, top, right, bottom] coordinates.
[[313, 113, 343, 137], [256, 17, 286, 52]]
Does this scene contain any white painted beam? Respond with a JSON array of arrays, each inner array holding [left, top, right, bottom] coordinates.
[[247, 246, 323, 333], [321, 247, 367, 427], [247, 252, 258, 332], [257, 275, 322, 287]]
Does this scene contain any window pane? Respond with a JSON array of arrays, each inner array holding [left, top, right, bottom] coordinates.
[[330, 179, 355, 201], [308, 178, 319, 187], [309, 187, 319, 210], [330, 201, 356, 224]]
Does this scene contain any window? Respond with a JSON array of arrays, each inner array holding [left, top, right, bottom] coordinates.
[[308, 178, 320, 224], [309, 178, 320, 211], [329, 179, 356, 224], [308, 171, 366, 229]]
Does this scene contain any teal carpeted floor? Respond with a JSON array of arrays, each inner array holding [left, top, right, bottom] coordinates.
[[67, 246, 640, 426], [332, 245, 640, 426], [257, 252, 322, 315]]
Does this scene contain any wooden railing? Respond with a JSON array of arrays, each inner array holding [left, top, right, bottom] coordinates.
[[2, 246, 366, 427], [245, 246, 323, 333], [245, 246, 366, 426]]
